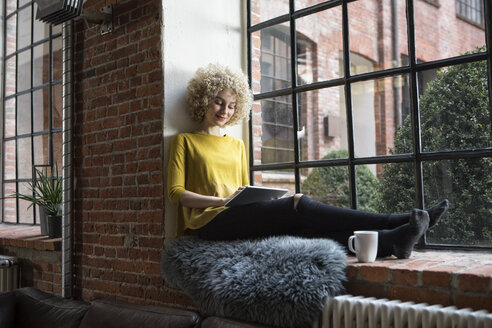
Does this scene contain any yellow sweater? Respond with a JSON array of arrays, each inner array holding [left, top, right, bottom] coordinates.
[[167, 132, 249, 236]]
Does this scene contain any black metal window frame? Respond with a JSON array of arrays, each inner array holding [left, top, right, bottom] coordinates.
[[247, 0, 492, 251], [1, 0, 62, 225]]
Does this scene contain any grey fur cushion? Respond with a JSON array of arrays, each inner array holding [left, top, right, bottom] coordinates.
[[161, 236, 347, 328]]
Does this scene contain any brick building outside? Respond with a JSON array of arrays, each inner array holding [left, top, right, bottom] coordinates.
[[250, 0, 485, 192]]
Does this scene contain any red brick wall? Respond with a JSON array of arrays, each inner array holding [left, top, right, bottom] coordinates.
[[72, 0, 192, 307]]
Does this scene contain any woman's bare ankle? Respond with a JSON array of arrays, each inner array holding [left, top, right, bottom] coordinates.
[[293, 193, 304, 209]]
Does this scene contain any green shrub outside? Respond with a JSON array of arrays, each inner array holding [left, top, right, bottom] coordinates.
[[301, 49, 491, 245], [376, 51, 491, 245], [301, 149, 380, 212]]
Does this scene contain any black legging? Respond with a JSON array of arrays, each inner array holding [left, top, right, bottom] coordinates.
[[197, 195, 409, 252]]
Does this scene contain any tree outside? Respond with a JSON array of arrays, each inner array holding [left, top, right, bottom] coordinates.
[[302, 150, 380, 213], [376, 54, 491, 246], [302, 52, 491, 246]]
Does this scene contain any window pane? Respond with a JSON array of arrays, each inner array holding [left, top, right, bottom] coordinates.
[[355, 164, 380, 213], [4, 98, 16, 138], [4, 140, 16, 180], [301, 165, 351, 208], [18, 182, 34, 224], [53, 132, 62, 167], [33, 88, 49, 132], [33, 134, 49, 165], [19, 0, 31, 7], [18, 137, 32, 179], [253, 169, 296, 196], [53, 83, 62, 129], [52, 36, 62, 81], [373, 161, 416, 214], [252, 23, 291, 94], [297, 86, 347, 162], [18, 6, 31, 50], [420, 61, 491, 152], [424, 159, 492, 247], [352, 74, 412, 158], [6, 0, 17, 16], [6, 14, 17, 56], [252, 97, 295, 165], [53, 23, 62, 35], [251, 0, 289, 25], [33, 42, 50, 86], [3, 183, 17, 223], [17, 49, 31, 92], [17, 93, 31, 135], [5, 56, 16, 97], [296, 5, 343, 84], [415, 0, 486, 62], [295, 0, 327, 10], [33, 3, 49, 43], [348, 0, 408, 75]]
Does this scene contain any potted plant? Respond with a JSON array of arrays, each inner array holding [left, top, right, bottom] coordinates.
[[10, 165, 62, 238]]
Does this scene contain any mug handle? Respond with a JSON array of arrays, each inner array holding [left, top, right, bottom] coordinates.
[[348, 235, 356, 254]]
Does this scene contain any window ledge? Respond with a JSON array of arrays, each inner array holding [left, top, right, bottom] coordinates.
[[346, 250, 492, 312], [0, 224, 61, 251]]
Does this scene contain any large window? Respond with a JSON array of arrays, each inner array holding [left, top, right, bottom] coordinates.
[[247, 0, 491, 249], [1, 0, 62, 225]]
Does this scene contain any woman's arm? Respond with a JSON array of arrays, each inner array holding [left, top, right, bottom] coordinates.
[[179, 191, 226, 208], [179, 187, 245, 209]]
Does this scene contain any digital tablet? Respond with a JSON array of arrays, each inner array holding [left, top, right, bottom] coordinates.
[[225, 185, 289, 207]]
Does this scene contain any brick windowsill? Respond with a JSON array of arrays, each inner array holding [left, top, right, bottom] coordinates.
[[0, 224, 61, 251], [1, 223, 490, 312], [346, 250, 492, 312]]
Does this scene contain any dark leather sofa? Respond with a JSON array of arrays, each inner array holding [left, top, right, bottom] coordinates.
[[0, 287, 271, 328]]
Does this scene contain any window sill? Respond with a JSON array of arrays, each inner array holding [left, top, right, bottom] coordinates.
[[346, 250, 492, 312], [0, 224, 61, 251]]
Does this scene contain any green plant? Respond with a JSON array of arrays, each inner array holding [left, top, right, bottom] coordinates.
[[302, 150, 380, 212], [11, 165, 62, 216], [377, 48, 491, 245]]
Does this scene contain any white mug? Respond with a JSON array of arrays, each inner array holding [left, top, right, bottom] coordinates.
[[348, 231, 378, 263]]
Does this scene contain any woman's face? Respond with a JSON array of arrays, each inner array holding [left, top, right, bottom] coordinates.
[[202, 88, 237, 129]]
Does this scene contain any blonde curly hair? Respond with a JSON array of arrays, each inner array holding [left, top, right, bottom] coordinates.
[[187, 63, 253, 126]]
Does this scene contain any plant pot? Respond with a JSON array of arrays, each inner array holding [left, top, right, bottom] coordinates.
[[39, 206, 49, 235], [48, 215, 62, 239]]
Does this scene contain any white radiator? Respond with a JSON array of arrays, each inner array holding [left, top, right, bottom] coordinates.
[[317, 295, 492, 328], [0, 255, 19, 292]]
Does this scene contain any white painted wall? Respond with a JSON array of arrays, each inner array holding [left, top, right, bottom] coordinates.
[[162, 0, 247, 242]]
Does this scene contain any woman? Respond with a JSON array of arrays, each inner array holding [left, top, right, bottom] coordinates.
[[167, 63, 449, 259]]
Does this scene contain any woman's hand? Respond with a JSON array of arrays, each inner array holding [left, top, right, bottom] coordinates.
[[223, 186, 246, 204]]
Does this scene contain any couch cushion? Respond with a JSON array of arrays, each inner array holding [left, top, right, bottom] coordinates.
[[0, 292, 16, 328], [14, 287, 90, 328], [79, 298, 201, 328], [201, 317, 274, 328]]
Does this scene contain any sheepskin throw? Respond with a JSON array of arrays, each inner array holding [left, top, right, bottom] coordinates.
[[161, 236, 347, 328]]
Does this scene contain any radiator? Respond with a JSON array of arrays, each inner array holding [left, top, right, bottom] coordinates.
[[0, 255, 19, 292], [317, 295, 492, 328]]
